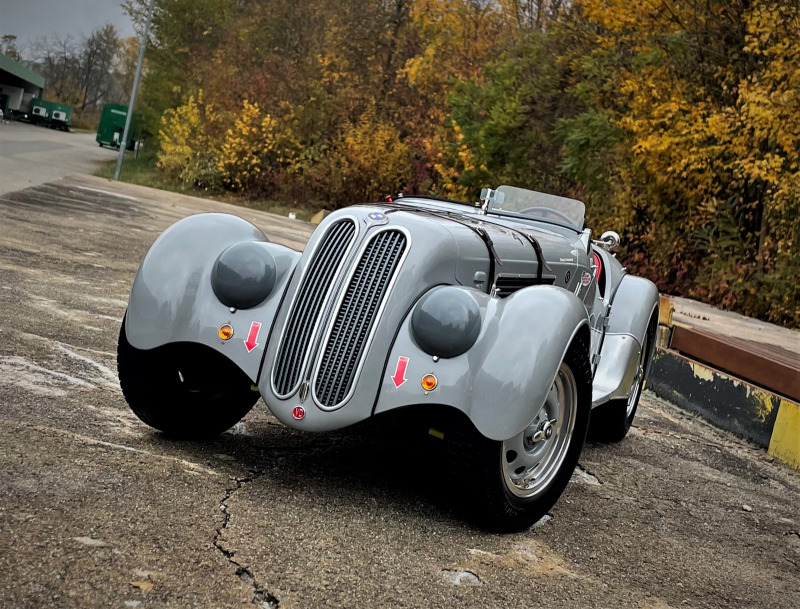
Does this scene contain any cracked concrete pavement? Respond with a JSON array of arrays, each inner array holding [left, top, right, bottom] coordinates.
[[0, 174, 798, 608]]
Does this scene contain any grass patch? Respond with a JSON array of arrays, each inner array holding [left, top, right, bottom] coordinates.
[[94, 151, 318, 222], [95, 150, 180, 192]]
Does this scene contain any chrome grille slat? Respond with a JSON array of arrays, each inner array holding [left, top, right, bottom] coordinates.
[[314, 230, 407, 409], [272, 220, 356, 396]]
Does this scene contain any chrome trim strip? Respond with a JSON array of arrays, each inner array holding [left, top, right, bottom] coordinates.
[[310, 225, 412, 411]]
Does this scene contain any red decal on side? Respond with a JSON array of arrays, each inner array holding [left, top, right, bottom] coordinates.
[[244, 322, 262, 353], [391, 356, 409, 388], [581, 272, 592, 287], [593, 251, 603, 280]]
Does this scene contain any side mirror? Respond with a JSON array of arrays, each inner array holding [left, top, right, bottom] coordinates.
[[599, 231, 620, 252]]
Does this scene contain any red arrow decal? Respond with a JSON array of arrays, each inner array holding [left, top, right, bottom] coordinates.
[[244, 322, 262, 353], [391, 356, 409, 388]]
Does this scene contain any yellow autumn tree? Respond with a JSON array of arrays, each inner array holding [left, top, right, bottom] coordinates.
[[158, 91, 222, 188], [217, 100, 304, 193], [331, 103, 412, 202], [218, 100, 270, 191], [570, 0, 799, 325]]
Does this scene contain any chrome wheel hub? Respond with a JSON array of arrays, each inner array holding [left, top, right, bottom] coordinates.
[[502, 363, 578, 498], [530, 419, 557, 443]]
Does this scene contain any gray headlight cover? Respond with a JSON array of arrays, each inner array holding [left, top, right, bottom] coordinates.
[[211, 241, 277, 309], [411, 286, 481, 358]]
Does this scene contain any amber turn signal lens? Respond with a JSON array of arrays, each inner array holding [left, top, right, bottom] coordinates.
[[218, 324, 234, 340], [421, 374, 438, 391]]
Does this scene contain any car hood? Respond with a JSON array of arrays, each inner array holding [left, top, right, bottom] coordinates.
[[363, 199, 585, 293]]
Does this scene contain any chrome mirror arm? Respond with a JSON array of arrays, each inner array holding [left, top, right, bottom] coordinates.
[[593, 230, 621, 253]]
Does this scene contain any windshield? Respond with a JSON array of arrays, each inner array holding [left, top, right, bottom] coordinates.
[[491, 185, 585, 230]]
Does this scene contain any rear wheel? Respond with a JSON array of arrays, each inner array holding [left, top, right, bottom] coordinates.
[[589, 313, 657, 443], [445, 335, 592, 532], [117, 317, 259, 439]]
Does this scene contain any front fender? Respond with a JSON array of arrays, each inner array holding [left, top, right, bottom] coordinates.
[[592, 274, 659, 405], [125, 213, 300, 382], [606, 275, 659, 339], [374, 286, 589, 441]]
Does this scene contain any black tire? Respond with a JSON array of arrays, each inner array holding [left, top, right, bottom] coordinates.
[[444, 333, 592, 532], [589, 312, 658, 443], [117, 317, 259, 439]]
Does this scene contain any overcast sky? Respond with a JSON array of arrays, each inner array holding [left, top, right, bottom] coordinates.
[[1, 0, 135, 49]]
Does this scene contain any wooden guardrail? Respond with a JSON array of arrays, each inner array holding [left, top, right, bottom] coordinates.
[[670, 325, 800, 403]]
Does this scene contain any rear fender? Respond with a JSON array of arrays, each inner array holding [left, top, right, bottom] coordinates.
[[374, 286, 589, 441], [592, 275, 659, 405], [125, 213, 300, 382]]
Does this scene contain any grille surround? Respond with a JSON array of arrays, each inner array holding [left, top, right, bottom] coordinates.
[[311, 227, 410, 410], [271, 218, 359, 398]]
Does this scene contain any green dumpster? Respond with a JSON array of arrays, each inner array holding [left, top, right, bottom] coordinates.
[[96, 104, 139, 150]]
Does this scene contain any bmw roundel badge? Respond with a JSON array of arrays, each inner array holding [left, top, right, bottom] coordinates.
[[366, 211, 389, 225]]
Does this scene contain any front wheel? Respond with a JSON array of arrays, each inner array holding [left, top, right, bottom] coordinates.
[[117, 317, 259, 439], [445, 335, 592, 532]]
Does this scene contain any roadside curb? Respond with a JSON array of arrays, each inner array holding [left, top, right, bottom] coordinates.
[[648, 296, 800, 470]]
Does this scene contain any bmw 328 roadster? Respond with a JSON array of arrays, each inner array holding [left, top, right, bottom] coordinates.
[[118, 185, 658, 531]]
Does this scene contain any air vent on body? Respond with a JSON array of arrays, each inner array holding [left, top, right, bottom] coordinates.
[[493, 275, 554, 298]]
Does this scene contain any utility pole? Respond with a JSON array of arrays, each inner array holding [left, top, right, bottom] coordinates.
[[114, 0, 156, 181]]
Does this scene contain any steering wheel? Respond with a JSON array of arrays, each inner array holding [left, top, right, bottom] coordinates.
[[516, 206, 576, 225]]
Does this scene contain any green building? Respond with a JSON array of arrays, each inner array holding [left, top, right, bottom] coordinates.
[[0, 53, 45, 118]]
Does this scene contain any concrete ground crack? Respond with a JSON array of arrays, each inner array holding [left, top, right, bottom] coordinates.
[[213, 470, 280, 609]]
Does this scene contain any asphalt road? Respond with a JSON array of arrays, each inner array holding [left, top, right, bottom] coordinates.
[[0, 121, 120, 195], [0, 175, 798, 609]]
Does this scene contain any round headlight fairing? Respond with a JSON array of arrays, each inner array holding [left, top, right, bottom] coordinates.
[[411, 286, 481, 358], [211, 241, 277, 309]]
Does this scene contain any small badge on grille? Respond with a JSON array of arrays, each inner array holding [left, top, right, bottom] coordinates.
[[299, 381, 309, 403], [365, 211, 389, 225]]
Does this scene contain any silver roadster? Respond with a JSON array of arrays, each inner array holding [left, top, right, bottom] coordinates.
[[118, 185, 658, 531]]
